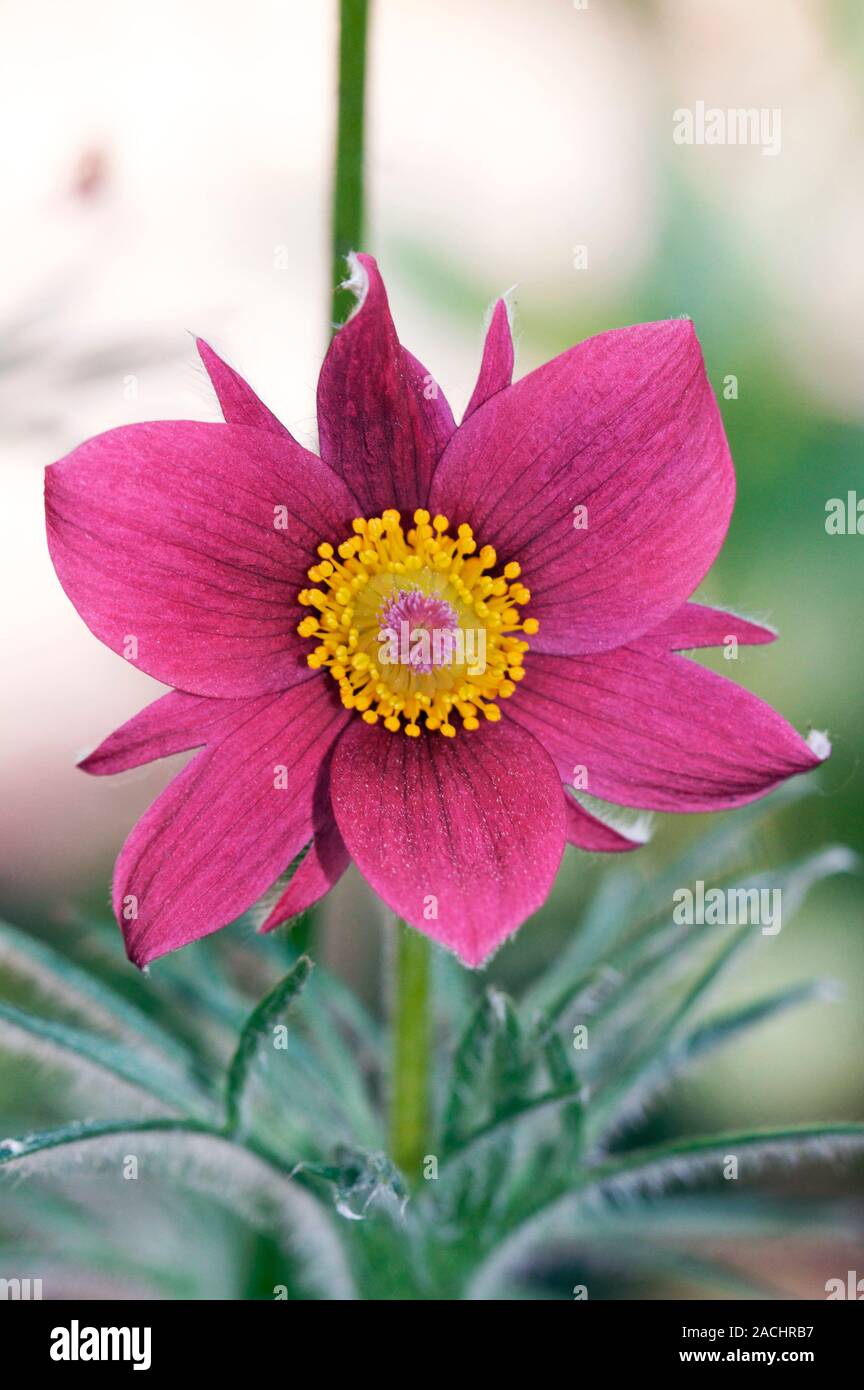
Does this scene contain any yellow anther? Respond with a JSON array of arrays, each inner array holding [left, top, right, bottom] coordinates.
[[296, 510, 535, 738]]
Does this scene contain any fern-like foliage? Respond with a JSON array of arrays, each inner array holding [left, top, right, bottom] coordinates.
[[1, 780, 862, 1300]]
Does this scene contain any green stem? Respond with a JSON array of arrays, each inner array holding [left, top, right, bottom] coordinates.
[[390, 923, 431, 1181], [330, 0, 370, 330]]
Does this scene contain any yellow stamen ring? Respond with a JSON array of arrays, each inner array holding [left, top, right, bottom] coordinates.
[[296, 508, 537, 735]]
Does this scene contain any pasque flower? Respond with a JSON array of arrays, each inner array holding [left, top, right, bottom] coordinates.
[[45, 255, 827, 968]]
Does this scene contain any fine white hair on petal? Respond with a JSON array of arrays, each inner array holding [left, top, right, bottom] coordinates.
[[496, 284, 519, 330], [807, 728, 832, 760], [480, 285, 519, 369], [340, 251, 369, 320], [712, 603, 778, 637]]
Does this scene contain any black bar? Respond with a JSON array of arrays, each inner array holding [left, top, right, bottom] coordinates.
[[3, 1297, 861, 1373]]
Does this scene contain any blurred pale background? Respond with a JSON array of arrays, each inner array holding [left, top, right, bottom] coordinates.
[[1, 0, 862, 1216]]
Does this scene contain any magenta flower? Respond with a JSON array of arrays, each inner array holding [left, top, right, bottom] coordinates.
[[45, 256, 826, 969]]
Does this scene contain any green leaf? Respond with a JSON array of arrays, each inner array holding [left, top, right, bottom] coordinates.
[[0, 1002, 215, 1117], [565, 1192, 864, 1242], [540, 1032, 584, 1146], [588, 980, 835, 1151], [614, 845, 850, 989], [465, 1124, 864, 1298], [490, 992, 532, 1102], [584, 922, 754, 1148], [0, 920, 199, 1074], [289, 977, 384, 1149], [581, 1123, 864, 1201], [443, 988, 535, 1151], [673, 979, 835, 1071], [442, 989, 497, 1148], [579, 847, 855, 1105], [0, 1116, 214, 1165], [523, 869, 643, 1014], [639, 776, 818, 919], [224, 956, 312, 1136], [525, 779, 816, 1017], [0, 1118, 354, 1300], [442, 1082, 586, 1164]]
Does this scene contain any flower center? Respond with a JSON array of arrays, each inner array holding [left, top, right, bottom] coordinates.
[[377, 587, 460, 674], [296, 508, 538, 737]]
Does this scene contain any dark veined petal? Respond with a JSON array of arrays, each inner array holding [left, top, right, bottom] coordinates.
[[78, 689, 286, 775], [113, 679, 348, 966], [506, 646, 826, 813], [330, 719, 566, 967], [196, 338, 293, 437], [46, 420, 359, 697], [430, 319, 735, 655], [316, 253, 455, 515], [463, 299, 514, 419]]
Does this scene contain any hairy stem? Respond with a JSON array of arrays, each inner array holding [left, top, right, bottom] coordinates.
[[330, 0, 370, 330]]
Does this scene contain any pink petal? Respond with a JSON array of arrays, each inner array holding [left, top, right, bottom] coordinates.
[[316, 254, 455, 515], [114, 679, 348, 966], [565, 797, 645, 853], [46, 420, 359, 697], [642, 601, 777, 650], [430, 320, 735, 654], [259, 819, 350, 932], [506, 646, 825, 813], [330, 719, 565, 967], [196, 339, 293, 438], [463, 299, 514, 420], [78, 689, 275, 775]]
